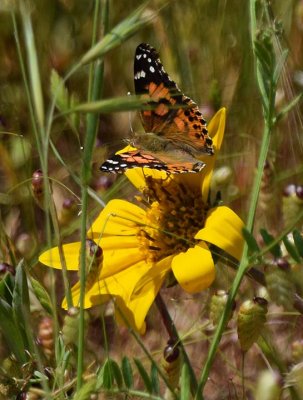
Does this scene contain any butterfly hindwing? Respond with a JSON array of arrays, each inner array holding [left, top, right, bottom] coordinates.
[[100, 151, 205, 174]]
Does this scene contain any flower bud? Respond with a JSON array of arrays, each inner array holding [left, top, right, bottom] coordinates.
[[31, 170, 45, 209], [58, 198, 78, 226], [62, 307, 89, 347], [282, 184, 303, 228], [209, 290, 235, 326], [237, 297, 268, 352], [37, 317, 54, 358], [265, 259, 295, 310], [162, 339, 181, 390]]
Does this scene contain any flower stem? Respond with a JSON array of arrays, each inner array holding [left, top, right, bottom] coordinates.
[[155, 293, 201, 399], [76, 0, 106, 390], [196, 1, 279, 397]]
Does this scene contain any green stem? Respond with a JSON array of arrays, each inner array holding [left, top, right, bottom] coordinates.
[[76, 0, 107, 390], [155, 294, 200, 399], [196, 1, 276, 397]]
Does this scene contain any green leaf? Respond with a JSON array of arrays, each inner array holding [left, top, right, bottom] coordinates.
[[242, 227, 260, 254], [96, 358, 122, 390], [273, 49, 288, 86], [293, 229, 303, 259], [150, 363, 160, 395], [121, 356, 133, 389], [276, 92, 303, 123], [97, 359, 113, 390], [260, 228, 281, 258], [0, 273, 14, 302], [69, 95, 149, 114], [72, 378, 96, 400], [50, 70, 80, 131], [31, 277, 54, 316], [180, 363, 190, 400], [79, 2, 155, 65], [0, 298, 27, 363], [134, 358, 152, 393], [50, 69, 69, 113], [110, 359, 123, 389], [282, 235, 301, 263], [12, 261, 30, 348]]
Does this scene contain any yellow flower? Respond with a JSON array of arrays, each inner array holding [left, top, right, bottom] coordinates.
[[39, 108, 244, 334]]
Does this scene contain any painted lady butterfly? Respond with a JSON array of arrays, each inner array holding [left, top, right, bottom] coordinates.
[[100, 43, 214, 174]]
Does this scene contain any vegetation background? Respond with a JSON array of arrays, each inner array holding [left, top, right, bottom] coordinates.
[[0, 0, 303, 399]]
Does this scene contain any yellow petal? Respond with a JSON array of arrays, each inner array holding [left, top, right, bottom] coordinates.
[[132, 256, 173, 295], [208, 107, 226, 151], [171, 244, 215, 293], [117, 257, 172, 333], [100, 238, 145, 278], [125, 168, 168, 191], [64, 259, 153, 308], [116, 145, 137, 154], [39, 242, 81, 270], [40, 235, 145, 283], [200, 108, 226, 202], [86, 259, 160, 333], [88, 199, 146, 238], [195, 206, 244, 260]]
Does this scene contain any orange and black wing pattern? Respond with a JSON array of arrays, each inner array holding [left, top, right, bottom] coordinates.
[[134, 43, 214, 155]]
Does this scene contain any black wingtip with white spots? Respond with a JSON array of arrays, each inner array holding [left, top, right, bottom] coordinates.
[[134, 43, 177, 94]]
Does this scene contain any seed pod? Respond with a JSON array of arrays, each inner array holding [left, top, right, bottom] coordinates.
[[265, 258, 295, 310], [237, 297, 268, 352], [259, 159, 276, 218], [37, 317, 53, 358], [31, 170, 44, 209], [291, 340, 303, 363], [282, 184, 303, 228], [83, 239, 103, 292], [62, 307, 89, 347], [94, 175, 115, 193], [284, 362, 303, 398], [15, 233, 37, 259], [58, 198, 78, 227], [17, 389, 41, 400], [254, 370, 282, 400], [209, 290, 235, 326], [0, 262, 15, 276], [162, 339, 181, 390]]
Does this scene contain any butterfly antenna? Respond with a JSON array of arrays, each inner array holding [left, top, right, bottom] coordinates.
[[127, 91, 134, 135]]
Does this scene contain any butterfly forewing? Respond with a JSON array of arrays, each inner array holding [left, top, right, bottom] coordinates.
[[134, 43, 213, 155]]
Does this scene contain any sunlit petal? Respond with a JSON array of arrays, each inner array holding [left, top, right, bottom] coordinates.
[[88, 259, 158, 333], [125, 168, 169, 191], [89, 199, 146, 238], [171, 243, 215, 293], [39, 242, 81, 271], [195, 206, 244, 260]]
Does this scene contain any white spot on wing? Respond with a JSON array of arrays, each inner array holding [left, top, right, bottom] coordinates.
[[136, 54, 142, 60], [150, 66, 155, 73]]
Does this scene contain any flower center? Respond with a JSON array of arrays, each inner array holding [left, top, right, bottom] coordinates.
[[137, 177, 209, 262]]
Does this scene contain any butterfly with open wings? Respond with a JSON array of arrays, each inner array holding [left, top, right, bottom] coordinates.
[[100, 43, 214, 175]]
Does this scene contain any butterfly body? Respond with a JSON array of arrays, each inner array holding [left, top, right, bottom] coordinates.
[[100, 43, 213, 174]]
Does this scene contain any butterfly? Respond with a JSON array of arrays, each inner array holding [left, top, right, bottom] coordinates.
[[100, 43, 214, 174]]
